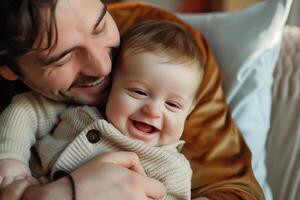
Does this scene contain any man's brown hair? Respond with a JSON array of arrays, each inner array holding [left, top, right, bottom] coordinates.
[[0, 0, 59, 76]]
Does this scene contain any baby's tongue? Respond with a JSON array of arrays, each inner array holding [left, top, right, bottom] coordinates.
[[134, 121, 154, 133]]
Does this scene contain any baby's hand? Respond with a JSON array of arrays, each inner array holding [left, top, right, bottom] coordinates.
[[0, 159, 37, 188]]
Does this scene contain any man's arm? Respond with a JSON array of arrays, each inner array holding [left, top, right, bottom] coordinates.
[[0, 154, 166, 200], [22, 152, 166, 200], [0, 92, 66, 163], [0, 93, 38, 163]]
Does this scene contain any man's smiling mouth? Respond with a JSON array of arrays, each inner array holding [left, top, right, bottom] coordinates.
[[71, 76, 111, 95], [77, 77, 104, 87]]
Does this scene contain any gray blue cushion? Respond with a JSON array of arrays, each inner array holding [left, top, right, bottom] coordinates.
[[178, 0, 293, 199]]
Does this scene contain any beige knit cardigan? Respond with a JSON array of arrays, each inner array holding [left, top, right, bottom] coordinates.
[[0, 92, 192, 200]]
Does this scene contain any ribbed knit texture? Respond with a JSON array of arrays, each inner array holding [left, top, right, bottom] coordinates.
[[48, 106, 192, 200], [0, 92, 67, 164], [0, 93, 191, 199]]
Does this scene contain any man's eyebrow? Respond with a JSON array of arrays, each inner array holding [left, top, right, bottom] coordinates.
[[40, 4, 107, 65], [42, 47, 76, 65], [93, 4, 107, 31]]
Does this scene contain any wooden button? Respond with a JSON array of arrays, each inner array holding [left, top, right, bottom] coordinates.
[[86, 129, 101, 143], [52, 170, 68, 181]]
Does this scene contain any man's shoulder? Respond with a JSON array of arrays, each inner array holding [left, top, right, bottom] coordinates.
[[12, 91, 65, 108], [7, 91, 68, 120]]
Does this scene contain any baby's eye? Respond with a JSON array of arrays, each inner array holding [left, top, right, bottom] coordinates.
[[128, 89, 148, 99], [134, 90, 147, 96], [166, 101, 182, 110]]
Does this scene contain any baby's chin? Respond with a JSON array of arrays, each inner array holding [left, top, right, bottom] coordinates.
[[124, 131, 160, 146]]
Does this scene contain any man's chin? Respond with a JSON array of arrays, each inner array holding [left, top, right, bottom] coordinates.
[[73, 92, 109, 107]]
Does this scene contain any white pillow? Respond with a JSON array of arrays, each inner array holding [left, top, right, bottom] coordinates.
[[267, 26, 300, 200], [178, 0, 293, 199]]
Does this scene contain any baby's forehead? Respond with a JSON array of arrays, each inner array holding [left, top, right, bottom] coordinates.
[[117, 50, 203, 81], [117, 53, 201, 91], [122, 47, 201, 67]]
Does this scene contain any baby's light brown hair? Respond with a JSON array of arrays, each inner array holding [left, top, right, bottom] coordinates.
[[118, 20, 203, 73]]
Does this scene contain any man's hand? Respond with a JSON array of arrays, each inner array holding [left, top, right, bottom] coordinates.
[[89, 151, 147, 175], [72, 151, 166, 200], [0, 159, 36, 189], [22, 152, 166, 200], [0, 178, 37, 200]]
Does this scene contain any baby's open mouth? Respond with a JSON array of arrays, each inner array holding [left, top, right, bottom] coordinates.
[[132, 121, 158, 134]]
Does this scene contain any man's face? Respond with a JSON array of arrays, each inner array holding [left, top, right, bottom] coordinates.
[[17, 0, 120, 106], [106, 52, 201, 146]]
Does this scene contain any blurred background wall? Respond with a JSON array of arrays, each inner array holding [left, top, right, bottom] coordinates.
[[104, 0, 299, 26], [104, 0, 259, 12], [287, 0, 300, 26]]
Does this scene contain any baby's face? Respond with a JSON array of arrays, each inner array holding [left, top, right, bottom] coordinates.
[[106, 52, 201, 146]]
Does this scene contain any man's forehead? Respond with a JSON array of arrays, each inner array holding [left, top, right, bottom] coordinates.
[[30, 0, 106, 64]]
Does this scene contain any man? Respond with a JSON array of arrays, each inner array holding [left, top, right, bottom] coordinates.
[[0, 0, 264, 199]]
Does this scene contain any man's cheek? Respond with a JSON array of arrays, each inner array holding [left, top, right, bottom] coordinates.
[[50, 77, 73, 91]]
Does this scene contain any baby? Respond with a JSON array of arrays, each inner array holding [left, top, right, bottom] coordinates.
[[0, 20, 204, 199]]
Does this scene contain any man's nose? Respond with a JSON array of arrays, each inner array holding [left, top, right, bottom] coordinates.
[[79, 44, 111, 77], [141, 103, 162, 118]]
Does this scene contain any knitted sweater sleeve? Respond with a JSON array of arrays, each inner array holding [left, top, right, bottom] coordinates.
[[0, 92, 67, 165], [0, 93, 39, 164]]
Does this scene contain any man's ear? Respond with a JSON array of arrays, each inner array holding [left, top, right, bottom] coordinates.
[[0, 65, 18, 81]]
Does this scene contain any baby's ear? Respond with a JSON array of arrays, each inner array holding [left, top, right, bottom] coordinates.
[[0, 65, 18, 81]]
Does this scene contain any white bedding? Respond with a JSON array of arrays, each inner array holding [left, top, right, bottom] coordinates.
[[267, 26, 300, 200], [178, 1, 293, 199]]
